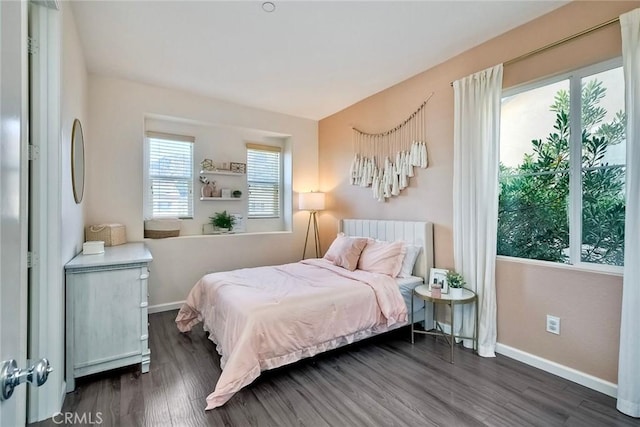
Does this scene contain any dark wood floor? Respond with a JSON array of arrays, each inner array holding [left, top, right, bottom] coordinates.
[[34, 310, 638, 427]]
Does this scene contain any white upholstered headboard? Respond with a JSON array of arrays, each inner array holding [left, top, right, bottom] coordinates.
[[340, 219, 434, 281]]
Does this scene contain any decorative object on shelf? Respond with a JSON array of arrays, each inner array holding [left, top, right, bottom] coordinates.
[[230, 162, 246, 174], [200, 158, 215, 172], [82, 240, 104, 255], [144, 218, 181, 238], [85, 223, 126, 246], [202, 181, 217, 197], [200, 176, 217, 198], [430, 282, 442, 298], [350, 92, 433, 202], [202, 223, 215, 234], [210, 210, 236, 232], [221, 188, 231, 198], [446, 270, 466, 298], [232, 190, 242, 198], [428, 267, 449, 294], [299, 192, 325, 259]]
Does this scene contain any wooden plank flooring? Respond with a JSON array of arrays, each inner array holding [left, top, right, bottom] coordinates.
[[33, 310, 639, 426]]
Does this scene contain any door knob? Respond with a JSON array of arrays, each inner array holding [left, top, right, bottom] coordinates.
[[1, 358, 52, 401]]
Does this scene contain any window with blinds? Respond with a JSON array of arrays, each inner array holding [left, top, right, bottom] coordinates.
[[145, 132, 194, 219], [247, 143, 281, 218]]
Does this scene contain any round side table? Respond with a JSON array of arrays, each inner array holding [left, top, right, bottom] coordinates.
[[411, 284, 477, 363]]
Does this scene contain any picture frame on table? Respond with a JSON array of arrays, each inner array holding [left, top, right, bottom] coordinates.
[[230, 213, 245, 232], [428, 267, 449, 294], [230, 162, 246, 174]]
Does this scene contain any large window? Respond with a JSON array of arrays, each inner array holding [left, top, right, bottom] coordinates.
[[144, 132, 194, 219], [246, 143, 281, 218], [498, 60, 625, 267]]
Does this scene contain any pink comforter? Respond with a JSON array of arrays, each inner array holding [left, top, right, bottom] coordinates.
[[175, 258, 407, 410]]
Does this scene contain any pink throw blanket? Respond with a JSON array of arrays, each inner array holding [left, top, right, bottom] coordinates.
[[175, 258, 407, 410]]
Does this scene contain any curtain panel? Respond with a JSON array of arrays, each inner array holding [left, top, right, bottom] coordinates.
[[452, 64, 503, 358], [618, 7, 640, 419]]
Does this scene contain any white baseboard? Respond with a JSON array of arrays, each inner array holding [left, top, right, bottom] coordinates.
[[148, 301, 185, 314], [495, 343, 618, 398], [433, 322, 617, 398]]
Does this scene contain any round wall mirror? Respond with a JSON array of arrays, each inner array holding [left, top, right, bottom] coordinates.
[[71, 118, 85, 204]]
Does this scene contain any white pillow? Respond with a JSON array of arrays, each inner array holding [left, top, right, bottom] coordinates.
[[398, 244, 422, 278]]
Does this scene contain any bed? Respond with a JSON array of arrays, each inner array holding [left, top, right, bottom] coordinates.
[[175, 219, 434, 410]]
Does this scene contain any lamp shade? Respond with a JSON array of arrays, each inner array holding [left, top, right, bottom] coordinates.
[[299, 192, 325, 211]]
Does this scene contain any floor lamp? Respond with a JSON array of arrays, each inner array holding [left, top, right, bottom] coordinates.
[[300, 192, 325, 259]]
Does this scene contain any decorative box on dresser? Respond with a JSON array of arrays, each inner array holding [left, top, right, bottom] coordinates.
[[64, 242, 153, 392]]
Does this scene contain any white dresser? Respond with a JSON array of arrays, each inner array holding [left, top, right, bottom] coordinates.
[[65, 243, 153, 392]]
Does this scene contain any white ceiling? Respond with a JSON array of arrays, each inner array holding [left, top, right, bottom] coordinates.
[[71, 1, 567, 120]]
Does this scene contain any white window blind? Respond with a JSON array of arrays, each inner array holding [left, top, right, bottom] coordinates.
[[247, 143, 281, 218], [146, 133, 194, 219]]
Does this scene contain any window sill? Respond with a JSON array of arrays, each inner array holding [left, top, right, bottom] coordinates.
[[496, 255, 623, 277], [143, 230, 292, 242]]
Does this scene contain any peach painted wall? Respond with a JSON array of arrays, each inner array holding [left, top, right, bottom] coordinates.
[[319, 1, 639, 384], [496, 259, 622, 382]]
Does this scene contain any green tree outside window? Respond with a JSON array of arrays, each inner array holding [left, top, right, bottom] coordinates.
[[498, 78, 626, 266]]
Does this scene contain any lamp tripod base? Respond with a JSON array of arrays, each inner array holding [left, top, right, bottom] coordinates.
[[302, 211, 321, 259]]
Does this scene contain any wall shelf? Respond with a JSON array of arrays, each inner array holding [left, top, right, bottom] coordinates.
[[200, 197, 243, 201], [199, 170, 245, 176]]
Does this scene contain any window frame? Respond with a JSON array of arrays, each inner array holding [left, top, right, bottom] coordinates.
[[499, 57, 624, 273], [143, 132, 195, 220], [246, 142, 283, 219]]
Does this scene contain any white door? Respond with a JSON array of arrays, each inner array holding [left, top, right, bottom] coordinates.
[[0, 0, 29, 425]]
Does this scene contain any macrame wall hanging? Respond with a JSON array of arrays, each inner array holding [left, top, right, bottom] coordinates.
[[350, 92, 433, 202]]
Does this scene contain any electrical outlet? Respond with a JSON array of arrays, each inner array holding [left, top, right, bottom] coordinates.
[[546, 315, 560, 335]]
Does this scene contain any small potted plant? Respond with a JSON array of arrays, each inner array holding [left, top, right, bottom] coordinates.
[[232, 190, 242, 198], [210, 210, 236, 233], [446, 270, 466, 298]]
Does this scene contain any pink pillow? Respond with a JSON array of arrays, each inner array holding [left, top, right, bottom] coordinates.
[[358, 240, 406, 277], [324, 234, 369, 271]]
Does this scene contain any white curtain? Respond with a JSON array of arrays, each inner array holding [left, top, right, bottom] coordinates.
[[618, 8, 640, 419], [452, 64, 503, 357]]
